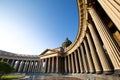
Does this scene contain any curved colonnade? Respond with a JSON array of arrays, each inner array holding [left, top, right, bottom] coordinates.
[[0, 51, 40, 73], [0, 0, 120, 79], [64, 0, 120, 75]]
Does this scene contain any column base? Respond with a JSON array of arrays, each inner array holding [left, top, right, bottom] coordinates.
[[90, 71, 95, 74], [114, 69, 120, 75], [104, 70, 114, 75], [76, 71, 80, 73], [96, 71, 103, 74]]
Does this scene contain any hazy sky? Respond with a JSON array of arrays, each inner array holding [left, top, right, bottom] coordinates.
[[0, 0, 78, 55]]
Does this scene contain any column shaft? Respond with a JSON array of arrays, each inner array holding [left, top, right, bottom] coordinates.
[[40, 60, 43, 73], [32, 61, 35, 72], [71, 53, 75, 73], [68, 55, 72, 73], [52, 57, 55, 73], [18, 61, 22, 72], [89, 7, 120, 70], [80, 44, 89, 73], [77, 48, 84, 73], [83, 39, 95, 73], [64, 56, 68, 73], [11, 60, 15, 67], [25, 61, 29, 72], [98, 0, 120, 31], [74, 51, 80, 73], [44, 59, 47, 73], [56, 56, 58, 73], [29, 61, 33, 72], [86, 33, 102, 73], [47, 58, 51, 73], [27, 61, 30, 72], [34, 61, 37, 73], [38, 61, 41, 72], [15, 60, 20, 72], [21, 61, 25, 72], [23, 61, 27, 72], [88, 22, 112, 73], [28, 61, 32, 72]]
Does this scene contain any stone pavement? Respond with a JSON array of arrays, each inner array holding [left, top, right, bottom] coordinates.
[[14, 75, 83, 80]]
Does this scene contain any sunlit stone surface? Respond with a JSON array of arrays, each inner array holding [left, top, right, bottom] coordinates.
[[1, 0, 120, 80], [14, 75, 82, 80]]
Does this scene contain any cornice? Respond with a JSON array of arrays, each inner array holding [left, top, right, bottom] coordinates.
[[64, 0, 88, 54]]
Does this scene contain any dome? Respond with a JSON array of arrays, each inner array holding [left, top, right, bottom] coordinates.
[[62, 37, 72, 48]]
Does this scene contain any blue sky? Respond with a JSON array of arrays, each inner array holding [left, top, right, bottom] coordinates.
[[0, 0, 78, 55]]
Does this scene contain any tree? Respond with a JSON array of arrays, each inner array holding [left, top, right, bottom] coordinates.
[[0, 61, 15, 78]]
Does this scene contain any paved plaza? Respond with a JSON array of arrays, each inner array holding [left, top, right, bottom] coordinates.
[[14, 75, 83, 80]]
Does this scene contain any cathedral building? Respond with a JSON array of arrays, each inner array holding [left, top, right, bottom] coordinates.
[[0, 0, 120, 80]]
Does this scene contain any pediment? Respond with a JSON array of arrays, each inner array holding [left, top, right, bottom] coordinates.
[[40, 49, 58, 56], [44, 50, 56, 55]]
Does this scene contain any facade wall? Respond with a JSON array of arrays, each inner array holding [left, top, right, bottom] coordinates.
[[0, 0, 120, 79]]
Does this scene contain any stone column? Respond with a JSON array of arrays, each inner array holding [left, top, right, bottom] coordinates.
[[31, 61, 34, 72], [15, 60, 20, 72], [38, 61, 41, 72], [68, 55, 72, 73], [71, 53, 75, 73], [83, 39, 95, 73], [8, 59, 12, 65], [36, 61, 39, 73], [32, 61, 35, 73], [47, 58, 51, 73], [26, 61, 30, 72], [18, 61, 23, 72], [9, 59, 13, 65], [18, 61, 25, 72], [41, 60, 44, 73], [80, 44, 89, 73], [44, 59, 47, 73], [13, 60, 16, 69], [40, 59, 43, 73], [98, 0, 120, 31], [30, 61, 34, 72], [87, 22, 112, 73], [64, 56, 68, 73], [56, 56, 58, 73], [22, 61, 25, 72], [74, 51, 80, 73], [29, 61, 32, 72], [18, 61, 22, 72], [86, 32, 102, 73], [89, 5, 120, 71], [7, 59, 9, 63], [58, 57, 62, 73], [24, 61, 28, 72], [67, 56, 69, 73], [52, 57, 55, 73], [28, 61, 32, 72], [11, 59, 15, 67], [77, 48, 84, 73], [23, 61, 27, 72], [34, 61, 37, 73], [22, 61, 26, 72]]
